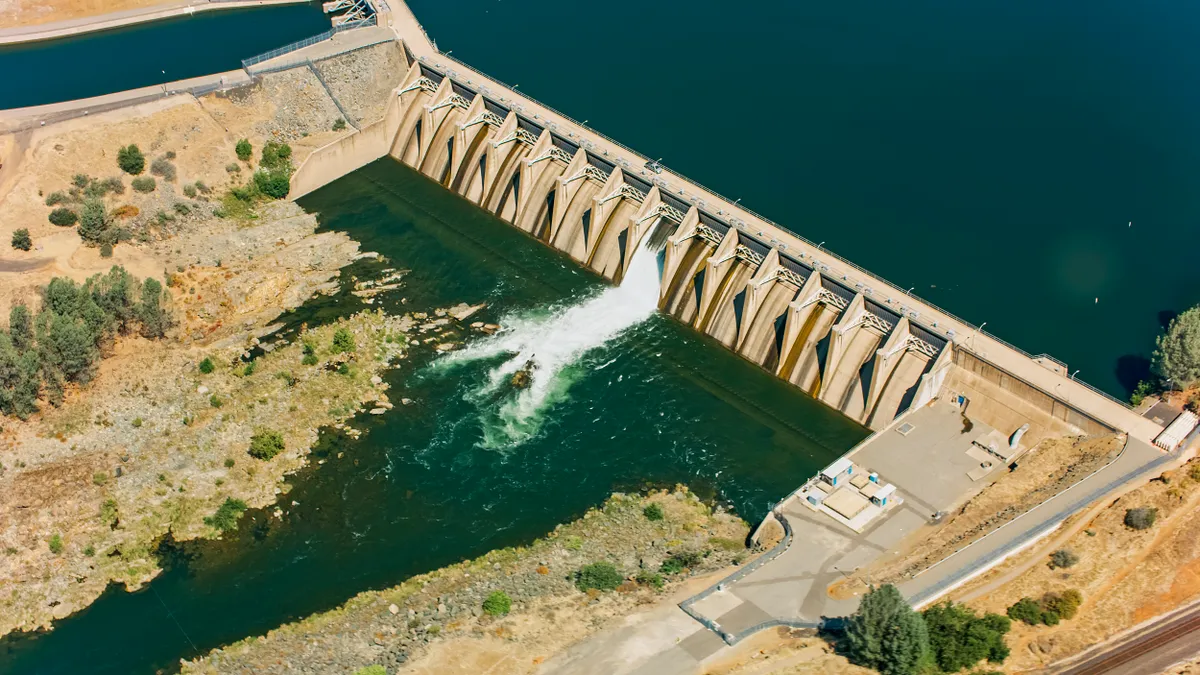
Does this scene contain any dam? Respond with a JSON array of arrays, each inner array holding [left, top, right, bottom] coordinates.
[[292, 3, 1163, 445]]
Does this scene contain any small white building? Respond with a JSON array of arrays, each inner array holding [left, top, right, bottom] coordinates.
[[1155, 411, 1199, 451], [870, 483, 897, 507], [820, 457, 854, 486]]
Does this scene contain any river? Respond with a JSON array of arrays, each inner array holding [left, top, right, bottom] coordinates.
[[0, 3, 330, 110]]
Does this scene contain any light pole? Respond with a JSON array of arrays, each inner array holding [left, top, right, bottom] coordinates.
[[969, 321, 986, 349], [1070, 369, 1080, 380], [817, 241, 825, 251], [905, 286, 915, 296]]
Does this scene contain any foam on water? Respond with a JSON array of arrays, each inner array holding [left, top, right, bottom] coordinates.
[[434, 236, 663, 450]]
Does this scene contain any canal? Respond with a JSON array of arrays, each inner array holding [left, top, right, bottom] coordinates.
[[0, 2, 330, 110]]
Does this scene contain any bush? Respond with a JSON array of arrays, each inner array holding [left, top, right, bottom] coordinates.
[[11, 229, 32, 251], [100, 499, 119, 527], [253, 169, 291, 199], [643, 503, 664, 521], [1152, 306, 1200, 389], [235, 139, 252, 162], [199, 357, 214, 374], [117, 144, 146, 175], [1043, 590, 1082, 621], [844, 584, 930, 675], [353, 667, 386, 675], [244, 360, 257, 376], [224, 458, 236, 468], [333, 118, 347, 131], [48, 207, 78, 226], [182, 184, 198, 198], [1049, 549, 1079, 569], [203, 497, 248, 532], [332, 327, 356, 353], [72, 173, 90, 188], [1007, 591, 1082, 626], [150, 157, 176, 182], [248, 428, 285, 460], [1006, 597, 1044, 625], [260, 141, 292, 169], [226, 162, 241, 174], [209, 394, 222, 408], [131, 176, 156, 193], [1125, 507, 1158, 530], [48, 534, 64, 554], [636, 569, 664, 589], [302, 353, 318, 366], [45, 191, 69, 206], [575, 561, 623, 592], [194, 180, 210, 195], [922, 602, 1010, 672], [99, 243, 113, 258], [660, 550, 703, 575], [1130, 379, 1155, 406], [482, 590, 512, 616]]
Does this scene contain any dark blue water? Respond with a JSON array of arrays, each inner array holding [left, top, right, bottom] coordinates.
[[409, 0, 1200, 396], [0, 3, 330, 109]]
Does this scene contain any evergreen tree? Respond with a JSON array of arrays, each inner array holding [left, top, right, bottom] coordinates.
[[843, 584, 930, 675], [9, 305, 33, 352], [922, 601, 1010, 672], [0, 333, 41, 418], [78, 199, 110, 244], [1152, 306, 1200, 389], [138, 278, 169, 338], [37, 311, 98, 385]]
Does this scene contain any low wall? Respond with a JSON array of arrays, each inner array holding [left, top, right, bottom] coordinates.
[[290, 95, 400, 198]]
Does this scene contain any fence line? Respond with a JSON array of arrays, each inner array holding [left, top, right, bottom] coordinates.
[[241, 20, 375, 72], [416, 49, 1132, 411]]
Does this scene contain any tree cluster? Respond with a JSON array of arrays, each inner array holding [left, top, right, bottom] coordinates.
[[0, 267, 172, 419], [1007, 589, 1082, 626], [1148, 305, 1200, 393], [843, 585, 1011, 675]]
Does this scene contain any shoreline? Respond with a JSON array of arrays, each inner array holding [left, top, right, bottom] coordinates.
[[0, 0, 313, 47]]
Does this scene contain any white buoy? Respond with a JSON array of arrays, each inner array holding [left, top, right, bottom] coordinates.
[[1095, 297, 1099, 304]]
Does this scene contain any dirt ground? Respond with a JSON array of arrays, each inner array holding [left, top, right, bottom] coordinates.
[[0, 0, 172, 30], [831, 434, 1125, 596], [951, 456, 1200, 671]]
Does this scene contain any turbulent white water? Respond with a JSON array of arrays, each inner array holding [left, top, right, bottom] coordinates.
[[436, 236, 664, 450]]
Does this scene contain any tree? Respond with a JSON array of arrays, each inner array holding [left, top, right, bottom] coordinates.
[[11, 228, 31, 251], [1049, 549, 1079, 569], [575, 561, 623, 592], [235, 138, 252, 162], [9, 305, 33, 352], [117, 144, 146, 175], [1152, 307, 1200, 389], [248, 428, 285, 460], [332, 327, 355, 353], [261, 141, 292, 169], [1125, 507, 1158, 530], [253, 169, 291, 199], [48, 207, 78, 226], [0, 334, 41, 419], [78, 199, 109, 244], [139, 278, 169, 338], [1007, 597, 1045, 625], [643, 503, 664, 521], [843, 584, 930, 675], [922, 601, 1010, 672], [482, 590, 512, 616], [38, 311, 99, 384]]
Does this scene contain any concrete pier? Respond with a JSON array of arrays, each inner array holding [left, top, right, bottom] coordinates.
[[290, 5, 1164, 442]]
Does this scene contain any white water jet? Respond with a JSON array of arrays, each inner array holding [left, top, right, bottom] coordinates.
[[438, 235, 664, 450]]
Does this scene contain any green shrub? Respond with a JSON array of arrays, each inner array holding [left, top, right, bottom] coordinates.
[[564, 535, 583, 551], [643, 503, 664, 521], [248, 428, 285, 460], [11, 228, 32, 251], [337, 363, 350, 376], [132, 417, 143, 428], [173, 202, 190, 215], [194, 180, 210, 194], [48, 207, 78, 226], [83, 545, 95, 557], [224, 458, 236, 468], [131, 176, 156, 193], [260, 141, 292, 169], [92, 472, 108, 486], [1049, 549, 1079, 569], [333, 118, 347, 131], [1130, 380, 1155, 406], [635, 569, 664, 589], [353, 667, 387, 675], [209, 394, 222, 408], [78, 199, 110, 243], [1006, 597, 1044, 625], [1152, 306, 1200, 389], [182, 184, 198, 198], [708, 537, 745, 551], [99, 243, 113, 258], [48, 534, 64, 554], [243, 360, 257, 376], [235, 139, 252, 161], [150, 157, 176, 182], [199, 357, 215, 374], [660, 550, 703, 575], [226, 162, 242, 174], [332, 327, 356, 353], [99, 499, 119, 527], [45, 191, 69, 206], [1125, 507, 1158, 530], [117, 144, 145, 175], [1043, 590, 1082, 621], [575, 561, 623, 592], [302, 353, 319, 366], [204, 497, 248, 532], [253, 169, 291, 199], [72, 173, 90, 188], [482, 590, 512, 616]]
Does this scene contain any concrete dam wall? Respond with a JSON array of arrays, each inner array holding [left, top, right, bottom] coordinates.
[[291, 35, 1163, 442]]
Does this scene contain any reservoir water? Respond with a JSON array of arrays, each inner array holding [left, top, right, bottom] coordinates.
[[0, 160, 867, 674], [0, 3, 330, 110]]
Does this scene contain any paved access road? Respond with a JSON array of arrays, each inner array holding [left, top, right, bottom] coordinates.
[[1054, 602, 1200, 675]]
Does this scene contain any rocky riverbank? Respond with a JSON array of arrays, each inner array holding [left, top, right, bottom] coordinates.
[[182, 489, 751, 675]]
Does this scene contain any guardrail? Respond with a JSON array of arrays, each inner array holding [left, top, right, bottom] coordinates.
[[241, 19, 375, 71], [678, 508, 822, 644], [417, 48, 1133, 412]]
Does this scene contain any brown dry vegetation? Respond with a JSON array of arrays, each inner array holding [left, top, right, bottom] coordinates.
[[0, 0, 173, 30], [957, 457, 1200, 671]]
